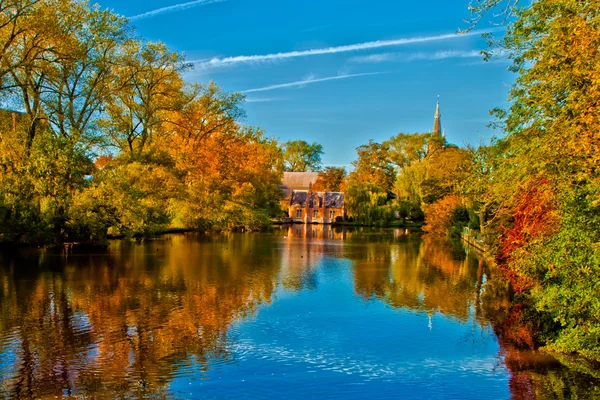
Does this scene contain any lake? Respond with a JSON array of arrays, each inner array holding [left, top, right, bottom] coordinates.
[[0, 226, 598, 399]]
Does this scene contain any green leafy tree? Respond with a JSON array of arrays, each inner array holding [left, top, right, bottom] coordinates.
[[345, 183, 397, 226], [282, 140, 323, 172], [102, 41, 191, 157], [384, 132, 429, 170]]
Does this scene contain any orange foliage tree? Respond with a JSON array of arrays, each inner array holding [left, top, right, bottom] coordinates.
[[422, 195, 463, 235]]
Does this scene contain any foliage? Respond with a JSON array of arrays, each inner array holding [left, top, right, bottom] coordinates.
[[282, 140, 323, 172], [507, 185, 600, 359], [384, 132, 428, 169], [344, 132, 468, 228], [422, 195, 464, 236], [313, 166, 346, 192], [345, 183, 397, 226], [0, 0, 284, 245], [448, 205, 470, 239], [347, 140, 396, 193], [462, 0, 600, 360], [397, 199, 424, 223]]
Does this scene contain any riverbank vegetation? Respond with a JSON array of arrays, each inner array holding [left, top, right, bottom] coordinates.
[[466, 0, 600, 361], [0, 0, 284, 245]]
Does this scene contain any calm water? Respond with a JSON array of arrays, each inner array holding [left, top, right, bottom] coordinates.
[[1, 226, 599, 399]]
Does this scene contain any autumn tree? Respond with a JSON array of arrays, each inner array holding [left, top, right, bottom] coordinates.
[[465, 0, 600, 359], [313, 166, 347, 192], [0, 0, 285, 244], [347, 140, 395, 194], [282, 140, 323, 172], [0, 0, 131, 244], [0, 0, 39, 93]]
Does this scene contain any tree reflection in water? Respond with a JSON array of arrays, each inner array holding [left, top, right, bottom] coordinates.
[[0, 235, 280, 398], [0, 227, 598, 398]]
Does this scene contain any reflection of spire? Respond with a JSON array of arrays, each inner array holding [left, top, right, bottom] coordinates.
[[428, 311, 433, 330], [433, 96, 442, 135]]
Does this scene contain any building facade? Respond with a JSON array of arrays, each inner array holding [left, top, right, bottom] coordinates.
[[279, 172, 345, 224]]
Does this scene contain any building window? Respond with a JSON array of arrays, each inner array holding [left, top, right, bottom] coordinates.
[[329, 210, 334, 220], [313, 210, 319, 218], [296, 209, 303, 218]]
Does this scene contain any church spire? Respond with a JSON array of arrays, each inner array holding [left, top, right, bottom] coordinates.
[[427, 97, 444, 156], [433, 96, 442, 135]]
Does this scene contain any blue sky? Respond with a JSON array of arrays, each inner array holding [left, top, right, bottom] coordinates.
[[95, 0, 513, 167]]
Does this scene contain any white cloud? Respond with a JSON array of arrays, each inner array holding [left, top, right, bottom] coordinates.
[[242, 72, 384, 93], [350, 50, 483, 63], [129, 0, 226, 21], [349, 53, 397, 63], [191, 28, 502, 68]]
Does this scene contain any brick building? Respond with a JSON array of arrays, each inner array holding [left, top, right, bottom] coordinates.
[[279, 172, 345, 224]]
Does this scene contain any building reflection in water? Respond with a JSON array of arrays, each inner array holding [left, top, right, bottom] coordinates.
[[0, 226, 598, 398]]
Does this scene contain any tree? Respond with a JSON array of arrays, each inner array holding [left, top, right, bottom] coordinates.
[[171, 82, 244, 145], [347, 140, 396, 193], [384, 132, 429, 170], [102, 41, 191, 156], [313, 166, 346, 192], [0, 0, 40, 92], [464, 0, 600, 360], [345, 182, 396, 226], [282, 140, 323, 172], [0, 0, 285, 244]]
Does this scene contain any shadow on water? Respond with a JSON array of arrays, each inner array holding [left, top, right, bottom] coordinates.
[[0, 225, 598, 398]]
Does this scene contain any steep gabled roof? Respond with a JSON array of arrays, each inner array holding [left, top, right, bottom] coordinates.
[[291, 191, 308, 206], [289, 190, 344, 209], [280, 172, 320, 190], [324, 192, 344, 208]]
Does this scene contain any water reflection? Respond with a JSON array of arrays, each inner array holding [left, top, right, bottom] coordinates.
[[0, 226, 598, 398], [0, 235, 280, 397]]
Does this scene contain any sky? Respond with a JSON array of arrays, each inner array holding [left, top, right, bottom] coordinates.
[[95, 0, 513, 167]]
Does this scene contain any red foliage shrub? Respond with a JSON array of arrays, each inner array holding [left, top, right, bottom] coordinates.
[[497, 176, 559, 292]]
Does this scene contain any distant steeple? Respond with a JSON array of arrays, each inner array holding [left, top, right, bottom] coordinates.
[[427, 97, 444, 156], [433, 96, 442, 135]]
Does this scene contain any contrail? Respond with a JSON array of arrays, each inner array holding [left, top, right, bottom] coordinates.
[[243, 72, 384, 93], [129, 0, 226, 21], [350, 50, 483, 63], [192, 28, 502, 68]]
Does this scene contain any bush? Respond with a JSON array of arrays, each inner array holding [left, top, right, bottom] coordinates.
[[422, 195, 462, 235]]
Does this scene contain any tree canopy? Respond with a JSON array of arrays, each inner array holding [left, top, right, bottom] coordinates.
[[461, 0, 600, 360], [313, 166, 347, 192], [0, 0, 285, 244], [282, 140, 324, 172]]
